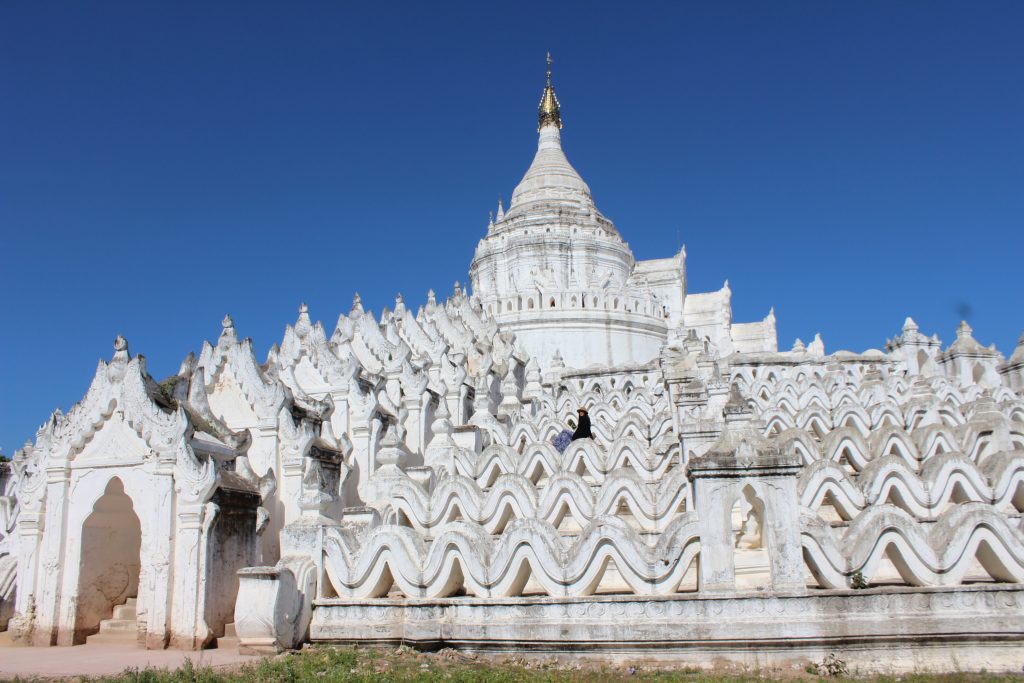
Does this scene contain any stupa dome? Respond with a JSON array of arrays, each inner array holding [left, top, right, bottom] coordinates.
[[506, 125, 595, 217]]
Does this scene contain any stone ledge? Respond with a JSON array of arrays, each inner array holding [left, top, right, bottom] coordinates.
[[310, 586, 1024, 672]]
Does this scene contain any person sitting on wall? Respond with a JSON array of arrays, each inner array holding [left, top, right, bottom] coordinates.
[[571, 407, 593, 441]]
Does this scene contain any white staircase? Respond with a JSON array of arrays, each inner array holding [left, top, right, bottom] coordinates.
[[86, 597, 139, 646]]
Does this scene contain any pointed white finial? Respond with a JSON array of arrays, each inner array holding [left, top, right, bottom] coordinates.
[[219, 314, 237, 345], [110, 335, 130, 377]]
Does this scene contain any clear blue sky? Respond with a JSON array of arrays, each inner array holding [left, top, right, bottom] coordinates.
[[2, 1, 1022, 455]]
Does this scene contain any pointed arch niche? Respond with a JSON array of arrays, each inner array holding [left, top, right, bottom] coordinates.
[[74, 477, 142, 643], [730, 484, 772, 590]]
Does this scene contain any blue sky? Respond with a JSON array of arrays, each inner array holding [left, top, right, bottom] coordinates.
[[1, 1, 1022, 455]]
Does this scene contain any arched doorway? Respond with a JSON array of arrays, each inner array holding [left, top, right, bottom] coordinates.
[[75, 477, 141, 643], [730, 484, 771, 590]]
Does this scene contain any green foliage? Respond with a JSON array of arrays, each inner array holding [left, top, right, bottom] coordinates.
[[850, 571, 869, 589], [9, 646, 1016, 683], [156, 376, 180, 407]]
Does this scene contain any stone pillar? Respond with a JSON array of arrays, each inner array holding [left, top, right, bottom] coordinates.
[[349, 414, 378, 503], [326, 389, 350, 445], [424, 385, 457, 475], [447, 385, 465, 426], [54, 525, 82, 645], [759, 474, 804, 590], [688, 475, 738, 592], [10, 508, 43, 642], [169, 502, 212, 649], [249, 417, 280, 478], [32, 466, 70, 645], [497, 361, 522, 424], [401, 393, 425, 455], [281, 457, 305, 525], [253, 416, 282, 564], [143, 480, 175, 648], [279, 406, 319, 525], [364, 425, 411, 505]]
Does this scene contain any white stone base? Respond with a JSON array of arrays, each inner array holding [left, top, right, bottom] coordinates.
[[310, 585, 1024, 673]]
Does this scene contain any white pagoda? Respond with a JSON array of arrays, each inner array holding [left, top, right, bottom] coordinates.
[[1, 58, 1022, 672]]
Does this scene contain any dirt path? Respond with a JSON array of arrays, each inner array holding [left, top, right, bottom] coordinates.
[[0, 642, 259, 679]]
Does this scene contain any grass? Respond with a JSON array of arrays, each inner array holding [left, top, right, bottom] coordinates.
[[3, 646, 1024, 683]]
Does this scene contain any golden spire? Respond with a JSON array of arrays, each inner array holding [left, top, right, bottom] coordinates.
[[538, 52, 562, 131]]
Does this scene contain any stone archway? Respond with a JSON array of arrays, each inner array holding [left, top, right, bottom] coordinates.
[[689, 450, 805, 593], [731, 484, 772, 589], [74, 477, 141, 643]]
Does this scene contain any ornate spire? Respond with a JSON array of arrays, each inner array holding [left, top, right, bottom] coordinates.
[[538, 52, 562, 131]]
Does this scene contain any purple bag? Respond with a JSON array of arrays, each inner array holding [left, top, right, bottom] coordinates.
[[552, 429, 573, 454]]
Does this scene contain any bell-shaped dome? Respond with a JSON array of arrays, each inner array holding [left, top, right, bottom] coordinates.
[[507, 124, 595, 216], [506, 55, 596, 218], [468, 55, 679, 371]]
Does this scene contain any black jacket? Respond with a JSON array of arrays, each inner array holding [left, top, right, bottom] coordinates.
[[571, 413, 592, 440]]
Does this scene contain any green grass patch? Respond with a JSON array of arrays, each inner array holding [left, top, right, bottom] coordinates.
[[4, 646, 1024, 683]]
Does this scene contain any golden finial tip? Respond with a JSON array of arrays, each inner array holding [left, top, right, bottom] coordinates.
[[538, 52, 562, 130]]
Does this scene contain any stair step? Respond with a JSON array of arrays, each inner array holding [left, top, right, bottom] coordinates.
[[84, 597, 140, 646], [87, 619, 139, 646], [98, 618, 138, 634], [216, 636, 240, 651], [0, 630, 12, 647], [215, 622, 238, 651], [112, 604, 137, 620], [86, 631, 139, 646]]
